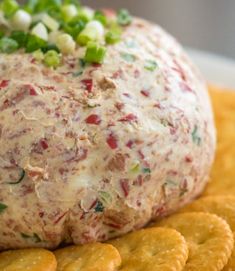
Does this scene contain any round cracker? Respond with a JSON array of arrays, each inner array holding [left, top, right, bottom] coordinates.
[[54, 242, 121, 271], [109, 227, 188, 271], [178, 196, 235, 271], [0, 248, 57, 271], [204, 86, 235, 196], [153, 212, 234, 271]]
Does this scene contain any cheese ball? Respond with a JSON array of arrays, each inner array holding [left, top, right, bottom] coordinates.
[[0, 18, 216, 250]]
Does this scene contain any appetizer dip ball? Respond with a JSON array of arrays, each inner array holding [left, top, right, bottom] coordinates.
[[0, 11, 216, 249]]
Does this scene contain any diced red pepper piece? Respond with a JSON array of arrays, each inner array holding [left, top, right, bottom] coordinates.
[[24, 84, 38, 96], [120, 179, 130, 197], [40, 139, 49, 150], [0, 80, 9, 88], [81, 79, 93, 93], [140, 90, 150, 97], [118, 113, 137, 122], [85, 114, 101, 125], [126, 140, 134, 149], [107, 133, 118, 149]]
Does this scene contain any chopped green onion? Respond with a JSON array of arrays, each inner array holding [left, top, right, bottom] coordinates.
[[32, 49, 44, 61], [25, 34, 47, 53], [63, 19, 85, 39], [61, 4, 78, 21], [0, 37, 18, 53], [105, 30, 121, 44], [77, 7, 94, 23], [10, 31, 28, 48], [94, 10, 107, 26], [0, 202, 7, 214], [77, 27, 97, 46], [11, 9, 32, 31], [63, 0, 80, 7], [84, 42, 106, 64], [31, 22, 48, 41], [23, 0, 38, 14], [143, 167, 151, 174], [41, 43, 60, 53], [0, 0, 19, 18], [130, 162, 140, 173], [86, 20, 104, 38], [41, 13, 59, 31], [34, 0, 61, 13], [56, 33, 75, 54], [144, 60, 158, 71], [44, 49, 61, 68], [117, 9, 132, 26]]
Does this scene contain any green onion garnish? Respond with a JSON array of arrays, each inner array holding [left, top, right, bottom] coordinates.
[[10, 31, 28, 48], [84, 42, 106, 64], [0, 37, 19, 53], [117, 9, 132, 26], [0, 30, 5, 39], [144, 60, 158, 71], [77, 27, 98, 46], [44, 49, 61, 68], [0, 0, 19, 18], [105, 30, 121, 44], [94, 10, 107, 26], [25, 34, 47, 53]]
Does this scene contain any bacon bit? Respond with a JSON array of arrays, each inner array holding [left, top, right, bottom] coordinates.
[[81, 79, 93, 93], [170, 127, 177, 135], [123, 93, 131, 98], [89, 199, 98, 210], [179, 82, 193, 93], [173, 59, 187, 81], [40, 139, 49, 150], [24, 84, 38, 96], [120, 179, 130, 197], [133, 175, 143, 186], [115, 102, 124, 111], [134, 69, 140, 78], [138, 150, 145, 160], [118, 113, 137, 122], [106, 133, 118, 149], [103, 222, 123, 229], [140, 90, 150, 97], [111, 69, 123, 79], [0, 80, 9, 88], [85, 114, 101, 125], [54, 211, 68, 225], [126, 140, 134, 149], [154, 103, 162, 109], [107, 153, 126, 172], [185, 156, 193, 163], [92, 63, 102, 68], [39, 211, 44, 218]]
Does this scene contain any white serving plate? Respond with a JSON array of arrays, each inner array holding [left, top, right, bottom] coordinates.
[[187, 48, 235, 89]]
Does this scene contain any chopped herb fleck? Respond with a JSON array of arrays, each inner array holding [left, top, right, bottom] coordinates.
[[0, 202, 8, 214], [21, 232, 42, 243], [121, 52, 136, 62], [94, 200, 104, 212], [143, 167, 151, 174], [72, 71, 83, 77], [192, 125, 201, 145], [117, 9, 132, 26], [98, 191, 112, 205], [144, 60, 158, 71], [8, 168, 25, 185]]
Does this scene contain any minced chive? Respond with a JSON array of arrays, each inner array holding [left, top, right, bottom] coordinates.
[[0, 202, 8, 214], [0, 37, 19, 53], [84, 42, 106, 64], [77, 27, 97, 46], [10, 31, 28, 48], [25, 34, 47, 53], [144, 60, 158, 71], [117, 9, 132, 26], [94, 10, 107, 26], [44, 50, 61, 68], [0, 0, 19, 18], [105, 30, 121, 44]]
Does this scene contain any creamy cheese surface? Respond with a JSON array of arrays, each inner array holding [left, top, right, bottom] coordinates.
[[0, 18, 216, 249]]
